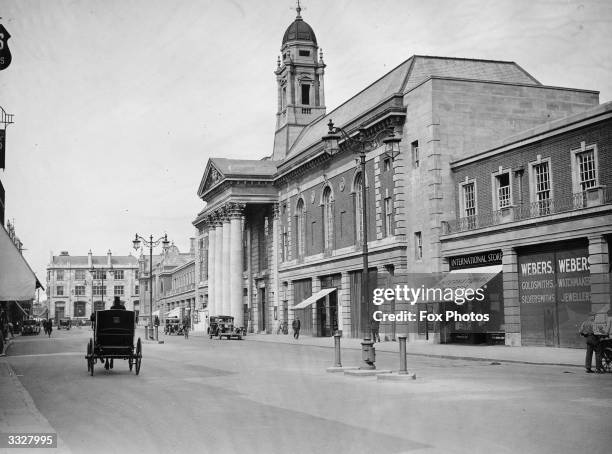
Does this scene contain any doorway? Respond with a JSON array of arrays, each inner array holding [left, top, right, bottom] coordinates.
[[258, 287, 266, 332]]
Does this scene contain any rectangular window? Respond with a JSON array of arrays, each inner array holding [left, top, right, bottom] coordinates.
[[298, 50, 310, 57], [56, 270, 64, 281], [114, 285, 124, 296], [495, 173, 511, 209], [75, 285, 85, 296], [534, 161, 551, 215], [92, 270, 105, 280], [56, 285, 64, 296], [135, 285, 139, 295], [301, 84, 310, 105], [75, 270, 85, 280], [411, 141, 419, 168], [462, 182, 476, 228], [577, 150, 597, 190], [113, 270, 124, 280], [93, 285, 107, 296], [415, 232, 423, 260], [135, 270, 139, 280], [144, 281, 148, 292], [384, 197, 393, 237], [281, 228, 288, 262]]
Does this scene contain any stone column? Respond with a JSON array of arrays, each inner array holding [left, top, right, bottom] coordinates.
[[588, 235, 610, 314], [229, 203, 245, 328], [339, 271, 350, 335], [312, 276, 321, 336], [502, 247, 521, 346], [214, 217, 224, 316], [271, 203, 280, 327], [207, 222, 216, 316], [222, 212, 231, 315]]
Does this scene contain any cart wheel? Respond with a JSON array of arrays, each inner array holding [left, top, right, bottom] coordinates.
[[135, 338, 142, 375]]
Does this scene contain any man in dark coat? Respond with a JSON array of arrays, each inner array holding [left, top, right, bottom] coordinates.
[[580, 312, 603, 373], [110, 296, 126, 310], [292, 318, 301, 339]]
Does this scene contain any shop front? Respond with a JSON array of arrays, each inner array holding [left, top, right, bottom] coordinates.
[[442, 250, 504, 344], [518, 240, 590, 348]]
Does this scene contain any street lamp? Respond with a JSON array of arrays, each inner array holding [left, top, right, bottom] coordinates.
[[132, 233, 169, 334], [89, 263, 113, 311], [322, 119, 401, 370]]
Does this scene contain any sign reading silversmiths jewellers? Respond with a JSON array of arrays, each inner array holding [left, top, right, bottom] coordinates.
[[449, 250, 503, 270], [0, 24, 12, 71]]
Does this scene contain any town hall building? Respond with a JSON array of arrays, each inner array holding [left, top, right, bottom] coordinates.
[[191, 7, 609, 346]]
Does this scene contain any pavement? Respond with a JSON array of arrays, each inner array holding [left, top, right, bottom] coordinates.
[[0, 329, 589, 452]]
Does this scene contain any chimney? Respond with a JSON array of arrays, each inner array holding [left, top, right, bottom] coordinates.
[[107, 249, 112, 267], [88, 249, 93, 268]]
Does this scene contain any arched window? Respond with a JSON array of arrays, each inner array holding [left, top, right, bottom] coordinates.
[[322, 186, 333, 250], [296, 198, 305, 257], [354, 173, 364, 243]]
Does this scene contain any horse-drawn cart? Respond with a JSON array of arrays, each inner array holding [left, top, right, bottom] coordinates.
[[85, 309, 142, 376]]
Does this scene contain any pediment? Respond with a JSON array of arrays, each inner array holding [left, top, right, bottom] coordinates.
[[197, 161, 225, 198]]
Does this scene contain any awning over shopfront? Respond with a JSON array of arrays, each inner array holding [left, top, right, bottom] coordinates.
[[436, 264, 503, 291], [293, 288, 336, 310], [165, 307, 182, 318], [0, 225, 42, 300]]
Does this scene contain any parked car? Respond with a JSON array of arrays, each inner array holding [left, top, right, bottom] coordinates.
[[208, 315, 244, 340], [21, 319, 41, 335]]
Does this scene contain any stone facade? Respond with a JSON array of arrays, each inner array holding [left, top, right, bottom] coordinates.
[[192, 9, 604, 342], [46, 250, 139, 322]]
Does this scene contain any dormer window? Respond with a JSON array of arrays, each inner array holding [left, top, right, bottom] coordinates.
[[301, 84, 310, 105]]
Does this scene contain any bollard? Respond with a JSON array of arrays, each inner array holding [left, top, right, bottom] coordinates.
[[154, 325, 158, 341], [333, 333, 342, 367], [398, 335, 407, 374]]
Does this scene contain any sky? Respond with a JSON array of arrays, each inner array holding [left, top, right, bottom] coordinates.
[[1, 0, 611, 297]]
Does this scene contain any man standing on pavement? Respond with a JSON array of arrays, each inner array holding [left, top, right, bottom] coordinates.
[[292, 317, 301, 339], [579, 311, 603, 373]]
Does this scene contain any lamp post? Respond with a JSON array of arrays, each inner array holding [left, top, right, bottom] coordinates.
[[322, 120, 401, 369], [132, 233, 169, 335], [89, 264, 113, 312]]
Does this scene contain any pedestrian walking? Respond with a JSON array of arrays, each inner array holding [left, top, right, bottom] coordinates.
[[579, 312, 603, 373], [46, 319, 53, 338], [292, 318, 301, 339], [183, 316, 190, 339], [371, 319, 381, 343]]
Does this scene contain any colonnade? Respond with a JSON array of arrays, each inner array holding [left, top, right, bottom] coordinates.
[[206, 203, 245, 327]]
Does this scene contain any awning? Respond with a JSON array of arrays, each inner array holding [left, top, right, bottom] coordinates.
[[436, 265, 503, 291], [0, 224, 42, 300], [293, 288, 336, 310], [165, 307, 182, 318]]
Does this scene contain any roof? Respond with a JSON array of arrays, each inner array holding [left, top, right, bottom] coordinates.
[[282, 12, 317, 45], [50, 255, 139, 267], [285, 55, 542, 158]]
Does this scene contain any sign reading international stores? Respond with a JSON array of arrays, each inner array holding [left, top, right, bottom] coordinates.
[[518, 245, 590, 348], [0, 23, 12, 71]]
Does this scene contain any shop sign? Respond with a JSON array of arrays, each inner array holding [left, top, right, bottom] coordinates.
[[449, 251, 502, 270]]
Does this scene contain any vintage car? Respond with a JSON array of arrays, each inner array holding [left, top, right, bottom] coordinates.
[[164, 318, 183, 335], [58, 318, 72, 330], [208, 315, 244, 340], [21, 319, 41, 335]]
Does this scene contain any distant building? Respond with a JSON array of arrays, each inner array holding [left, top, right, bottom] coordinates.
[[138, 243, 195, 326], [46, 250, 139, 322]]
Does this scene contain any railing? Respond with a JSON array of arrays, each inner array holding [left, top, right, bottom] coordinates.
[[443, 189, 611, 235]]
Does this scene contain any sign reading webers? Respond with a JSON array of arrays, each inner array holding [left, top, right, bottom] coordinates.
[[371, 269, 500, 328]]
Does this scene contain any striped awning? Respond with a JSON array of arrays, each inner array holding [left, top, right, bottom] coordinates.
[[293, 288, 336, 310]]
